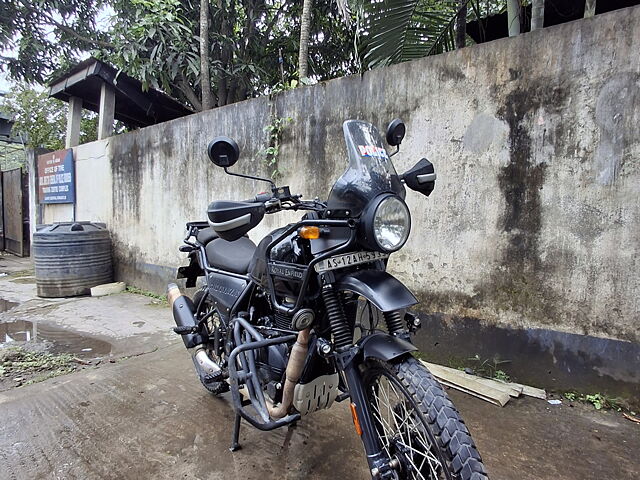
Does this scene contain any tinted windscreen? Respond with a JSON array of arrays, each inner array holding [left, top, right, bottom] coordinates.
[[326, 120, 405, 216]]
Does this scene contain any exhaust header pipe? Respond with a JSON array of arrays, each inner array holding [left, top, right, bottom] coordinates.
[[267, 328, 311, 419]]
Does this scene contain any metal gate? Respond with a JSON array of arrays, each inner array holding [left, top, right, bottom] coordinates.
[[0, 167, 30, 257]]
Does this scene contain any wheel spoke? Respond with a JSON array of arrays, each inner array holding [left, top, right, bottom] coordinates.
[[368, 371, 444, 480]]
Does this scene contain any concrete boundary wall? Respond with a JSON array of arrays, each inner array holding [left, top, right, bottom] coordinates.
[[42, 7, 639, 352]]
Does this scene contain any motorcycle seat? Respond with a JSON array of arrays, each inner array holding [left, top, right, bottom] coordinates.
[[196, 227, 219, 245], [205, 236, 256, 274]]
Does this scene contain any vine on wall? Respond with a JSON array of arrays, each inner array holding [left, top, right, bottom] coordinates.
[[261, 114, 291, 180]]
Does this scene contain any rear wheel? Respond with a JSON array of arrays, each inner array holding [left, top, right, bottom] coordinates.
[[192, 289, 229, 395], [362, 356, 488, 480]]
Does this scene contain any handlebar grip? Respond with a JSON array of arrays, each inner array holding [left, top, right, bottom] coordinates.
[[254, 192, 273, 203]]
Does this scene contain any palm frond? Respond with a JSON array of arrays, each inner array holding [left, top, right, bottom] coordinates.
[[356, 0, 469, 69]]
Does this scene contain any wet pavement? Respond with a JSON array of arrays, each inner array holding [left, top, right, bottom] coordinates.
[[1, 253, 639, 479], [0, 320, 112, 358], [0, 342, 638, 480]]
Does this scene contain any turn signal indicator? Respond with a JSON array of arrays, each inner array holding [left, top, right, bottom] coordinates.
[[299, 226, 321, 239]]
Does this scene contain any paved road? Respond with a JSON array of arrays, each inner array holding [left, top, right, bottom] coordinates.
[[1, 254, 638, 479], [1, 341, 638, 480]]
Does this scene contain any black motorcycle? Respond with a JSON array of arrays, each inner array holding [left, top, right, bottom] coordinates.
[[170, 119, 487, 480]]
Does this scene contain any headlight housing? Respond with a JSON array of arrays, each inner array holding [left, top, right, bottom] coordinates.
[[360, 194, 411, 253]]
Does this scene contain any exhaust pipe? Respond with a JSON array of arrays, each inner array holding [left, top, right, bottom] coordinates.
[[267, 328, 311, 419], [167, 283, 221, 378]]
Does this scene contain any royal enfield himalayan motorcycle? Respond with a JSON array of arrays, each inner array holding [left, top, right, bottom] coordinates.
[[169, 119, 487, 479]]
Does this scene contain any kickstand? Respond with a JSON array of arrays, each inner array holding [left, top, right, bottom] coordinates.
[[229, 413, 242, 452]]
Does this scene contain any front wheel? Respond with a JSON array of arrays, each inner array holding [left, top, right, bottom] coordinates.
[[362, 356, 488, 480]]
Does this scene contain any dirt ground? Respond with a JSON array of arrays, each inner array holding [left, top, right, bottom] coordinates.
[[1, 253, 639, 480]]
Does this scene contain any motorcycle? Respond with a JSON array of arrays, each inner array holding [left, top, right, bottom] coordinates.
[[170, 119, 487, 480]]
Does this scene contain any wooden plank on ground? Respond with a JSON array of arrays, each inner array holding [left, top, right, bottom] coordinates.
[[507, 381, 547, 400], [423, 362, 522, 397], [421, 360, 547, 400], [435, 378, 509, 407], [473, 377, 523, 398], [420, 361, 511, 407]]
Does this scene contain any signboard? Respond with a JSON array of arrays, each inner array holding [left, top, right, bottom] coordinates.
[[38, 149, 75, 204]]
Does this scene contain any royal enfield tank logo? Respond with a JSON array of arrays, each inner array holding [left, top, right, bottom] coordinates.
[[268, 263, 305, 281]]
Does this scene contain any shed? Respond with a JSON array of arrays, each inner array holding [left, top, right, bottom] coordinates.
[[48, 58, 193, 147]]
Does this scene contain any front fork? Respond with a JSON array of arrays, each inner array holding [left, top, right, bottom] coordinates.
[[339, 349, 396, 478], [321, 280, 415, 478]]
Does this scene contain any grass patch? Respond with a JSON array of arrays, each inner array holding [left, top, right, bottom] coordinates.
[[125, 286, 168, 305], [413, 351, 511, 382], [0, 346, 77, 386], [7, 269, 35, 278], [563, 391, 623, 411], [467, 354, 511, 382]]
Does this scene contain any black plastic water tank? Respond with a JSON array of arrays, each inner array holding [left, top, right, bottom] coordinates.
[[33, 222, 113, 298]]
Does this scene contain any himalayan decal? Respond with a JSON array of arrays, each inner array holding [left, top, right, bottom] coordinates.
[[358, 145, 389, 159]]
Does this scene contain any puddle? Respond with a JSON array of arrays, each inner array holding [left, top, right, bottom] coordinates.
[[0, 299, 18, 313], [0, 320, 112, 358]]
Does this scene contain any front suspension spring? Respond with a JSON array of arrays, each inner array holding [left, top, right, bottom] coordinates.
[[383, 310, 405, 335], [322, 285, 352, 350]]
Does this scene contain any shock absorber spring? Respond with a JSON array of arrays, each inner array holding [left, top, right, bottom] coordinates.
[[321, 285, 352, 350], [383, 310, 405, 335]]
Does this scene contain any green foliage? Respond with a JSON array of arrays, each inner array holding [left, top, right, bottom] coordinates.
[[107, 0, 198, 94], [125, 285, 168, 304], [492, 369, 510, 382], [1, 85, 99, 150], [468, 353, 511, 381], [3, 0, 358, 112], [563, 391, 622, 411], [0, 346, 76, 385], [0, 0, 111, 84], [106, 0, 357, 110], [353, 0, 505, 69], [260, 114, 292, 179]]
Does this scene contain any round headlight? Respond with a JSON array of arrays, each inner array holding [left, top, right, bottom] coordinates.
[[372, 195, 411, 252]]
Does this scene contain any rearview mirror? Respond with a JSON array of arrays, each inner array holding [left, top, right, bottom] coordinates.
[[208, 136, 240, 168], [386, 119, 406, 146], [402, 158, 436, 197]]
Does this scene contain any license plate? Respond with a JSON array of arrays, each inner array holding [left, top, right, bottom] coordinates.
[[314, 251, 388, 272]]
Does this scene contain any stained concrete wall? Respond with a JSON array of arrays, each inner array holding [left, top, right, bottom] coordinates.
[[43, 7, 640, 349]]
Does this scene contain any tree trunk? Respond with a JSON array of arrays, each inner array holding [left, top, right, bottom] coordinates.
[[216, 0, 232, 107], [507, 0, 521, 37], [455, 0, 467, 49], [199, 0, 212, 110], [531, 0, 544, 30], [298, 0, 313, 80], [584, 0, 596, 17]]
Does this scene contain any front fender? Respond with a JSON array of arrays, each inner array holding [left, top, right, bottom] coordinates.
[[358, 332, 417, 362], [335, 270, 418, 312]]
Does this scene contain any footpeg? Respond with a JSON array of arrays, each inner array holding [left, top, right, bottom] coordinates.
[[203, 371, 224, 384], [173, 325, 197, 335]]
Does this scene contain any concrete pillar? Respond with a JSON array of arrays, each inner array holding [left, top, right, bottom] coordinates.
[[25, 149, 38, 238], [65, 96, 82, 148], [98, 83, 115, 140]]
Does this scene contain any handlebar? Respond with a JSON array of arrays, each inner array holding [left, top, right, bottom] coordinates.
[[241, 185, 326, 213]]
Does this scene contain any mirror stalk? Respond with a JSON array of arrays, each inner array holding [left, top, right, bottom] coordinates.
[[223, 167, 276, 190]]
